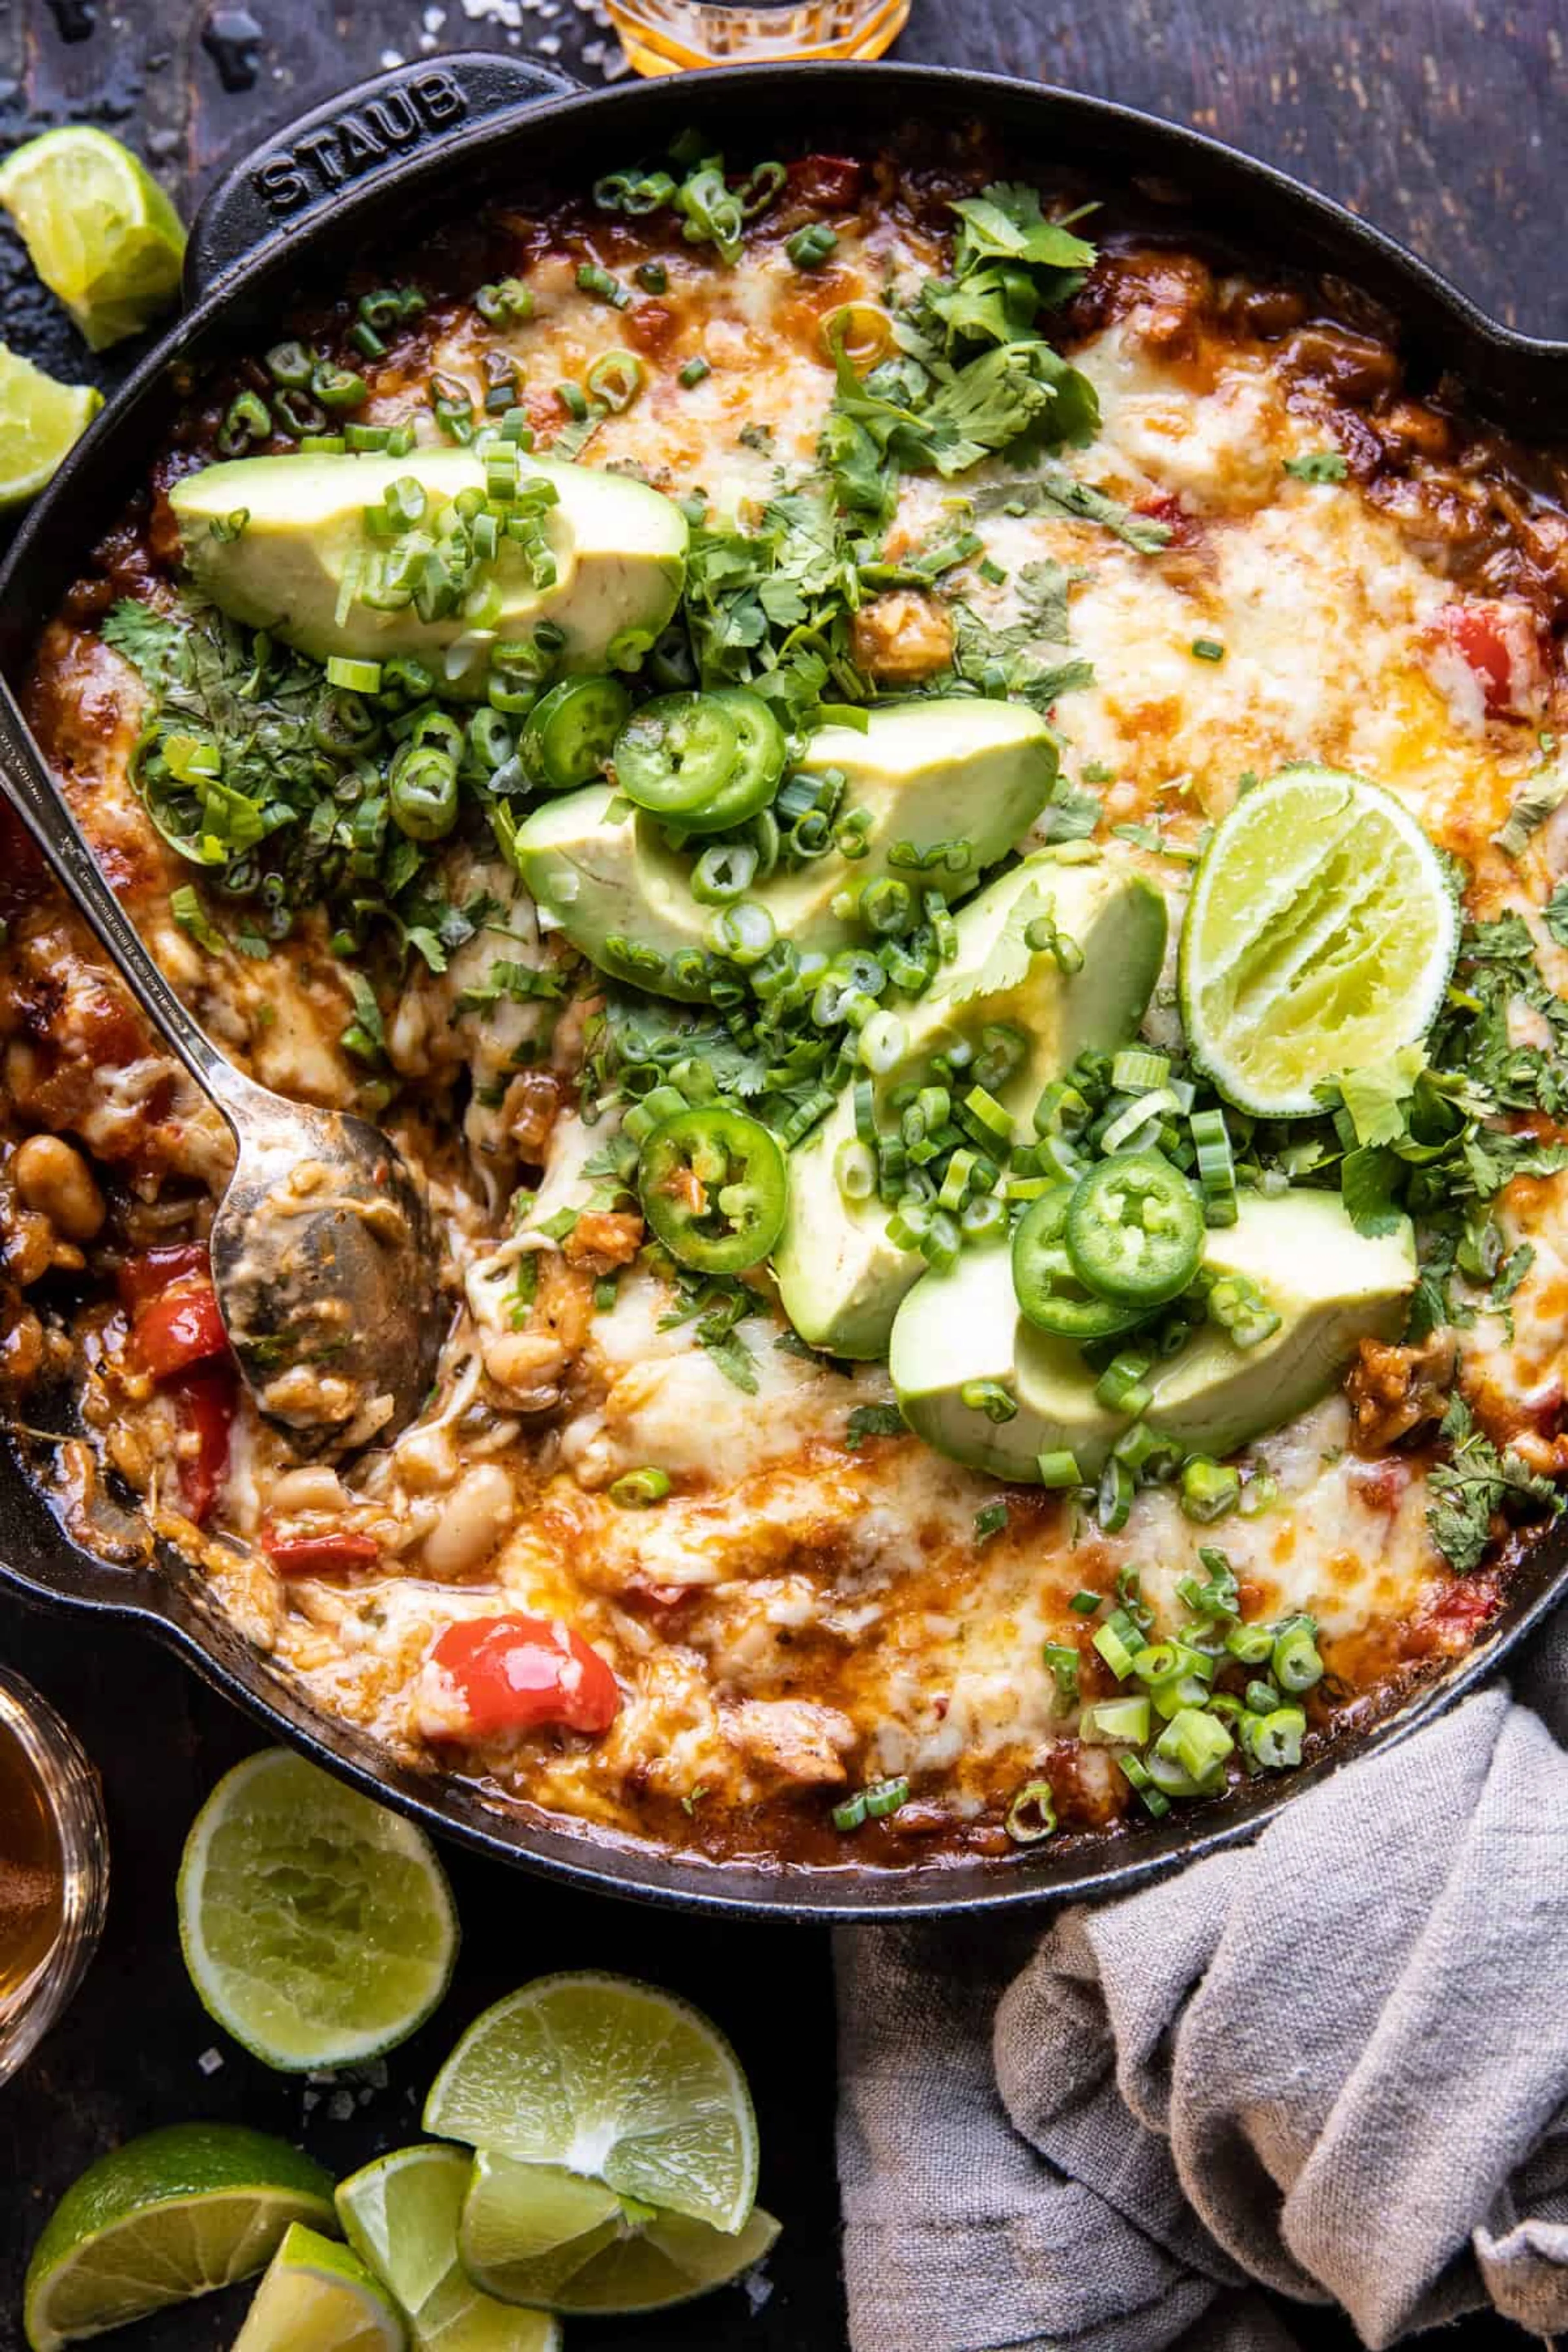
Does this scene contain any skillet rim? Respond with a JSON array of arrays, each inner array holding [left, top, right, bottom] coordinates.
[[1, 53, 1564, 1920]]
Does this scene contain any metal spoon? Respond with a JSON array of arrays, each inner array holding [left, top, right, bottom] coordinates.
[[0, 677, 443, 1456]]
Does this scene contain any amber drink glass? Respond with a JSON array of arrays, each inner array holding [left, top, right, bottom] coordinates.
[[0, 1666, 108, 2086], [604, 0, 911, 75]]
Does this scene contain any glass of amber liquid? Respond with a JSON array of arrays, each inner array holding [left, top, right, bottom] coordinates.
[[604, 0, 911, 76], [0, 1667, 108, 2086]]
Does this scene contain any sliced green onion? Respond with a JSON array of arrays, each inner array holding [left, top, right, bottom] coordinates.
[[786, 222, 839, 270], [678, 355, 712, 388], [1069, 1588, 1102, 1615], [1080, 1696, 1152, 1745], [325, 655, 381, 693], [975, 1501, 1009, 1544], [608, 1467, 673, 1507], [961, 1379, 1017, 1423], [1037, 1448, 1082, 1490], [1272, 1617, 1325, 1693], [1111, 1047, 1170, 1092], [1189, 1105, 1238, 1226], [1157, 1706, 1234, 1782], [1096, 1455, 1135, 1532], [587, 349, 644, 411], [1101, 1086, 1180, 1152], [1004, 1780, 1057, 1843], [1225, 1621, 1276, 1666], [1242, 1706, 1307, 1771], [1179, 1456, 1241, 1523], [1093, 1617, 1139, 1679], [960, 1085, 1013, 1148], [1095, 1350, 1154, 1416], [835, 1138, 878, 1205], [1042, 1640, 1080, 1708], [1118, 1753, 1172, 1817], [577, 262, 631, 308]]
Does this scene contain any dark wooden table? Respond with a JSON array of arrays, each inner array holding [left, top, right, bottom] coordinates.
[[0, 3, 1558, 2346]]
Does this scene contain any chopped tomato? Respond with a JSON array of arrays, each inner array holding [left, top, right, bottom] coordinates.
[[787, 154, 863, 210], [1432, 599, 1547, 721], [117, 1242, 209, 1315], [428, 1613, 621, 1740], [262, 1529, 381, 1576], [132, 1280, 229, 1380], [1134, 491, 1194, 547], [170, 1365, 236, 1526]]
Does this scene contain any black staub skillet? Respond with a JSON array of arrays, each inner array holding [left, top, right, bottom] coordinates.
[[1, 55, 1566, 1921]]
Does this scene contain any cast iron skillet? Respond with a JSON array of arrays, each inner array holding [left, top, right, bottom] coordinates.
[[2, 55, 1566, 1921]]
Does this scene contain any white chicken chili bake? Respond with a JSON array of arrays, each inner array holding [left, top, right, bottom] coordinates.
[[8, 131, 1568, 1870]]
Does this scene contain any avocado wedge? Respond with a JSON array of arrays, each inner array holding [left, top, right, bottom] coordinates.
[[515, 698, 1058, 1000], [775, 849, 1168, 1359], [891, 1187, 1417, 1481], [170, 448, 688, 690]]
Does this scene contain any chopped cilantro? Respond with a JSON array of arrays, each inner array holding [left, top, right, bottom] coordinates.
[[168, 883, 227, 956], [1283, 451, 1349, 482], [845, 1402, 906, 1448], [1427, 1395, 1562, 1572]]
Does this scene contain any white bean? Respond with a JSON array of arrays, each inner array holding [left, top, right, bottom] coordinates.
[[13, 1134, 106, 1241], [422, 1463, 515, 1577], [267, 1465, 349, 1514]]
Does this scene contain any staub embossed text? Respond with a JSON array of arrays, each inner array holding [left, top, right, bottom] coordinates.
[[248, 69, 468, 214]]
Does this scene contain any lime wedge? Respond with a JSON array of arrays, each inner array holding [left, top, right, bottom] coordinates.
[[1179, 762, 1459, 1116], [423, 1973, 758, 2236], [23, 2122, 336, 2351], [459, 2150, 780, 2314], [336, 2145, 560, 2352], [0, 343, 100, 507], [0, 127, 185, 349], [178, 1748, 459, 2072], [234, 2224, 406, 2352]]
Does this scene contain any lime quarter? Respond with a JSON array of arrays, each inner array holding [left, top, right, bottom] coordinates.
[[233, 2224, 406, 2352], [178, 1748, 459, 2071], [459, 2150, 780, 2314], [1179, 762, 1459, 1117], [336, 2145, 561, 2352], [0, 127, 185, 349], [0, 344, 100, 508], [423, 1973, 758, 2236], [23, 2121, 336, 2351]]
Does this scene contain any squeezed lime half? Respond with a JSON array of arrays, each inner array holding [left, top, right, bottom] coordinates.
[[178, 1748, 459, 2071], [1179, 762, 1459, 1116]]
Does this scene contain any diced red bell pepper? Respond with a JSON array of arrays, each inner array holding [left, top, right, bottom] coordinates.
[[117, 1242, 209, 1315], [132, 1280, 229, 1380], [170, 1364, 236, 1526], [262, 1530, 382, 1577], [1432, 599, 1547, 721], [428, 1613, 621, 1740]]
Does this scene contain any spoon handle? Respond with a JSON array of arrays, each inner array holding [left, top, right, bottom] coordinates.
[[0, 674, 245, 1124]]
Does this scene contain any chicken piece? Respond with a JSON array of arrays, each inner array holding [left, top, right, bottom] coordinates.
[[850, 591, 954, 685], [722, 1697, 858, 1787], [1345, 1331, 1457, 1453]]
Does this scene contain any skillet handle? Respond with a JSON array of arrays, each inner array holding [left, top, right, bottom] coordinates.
[[183, 53, 583, 304]]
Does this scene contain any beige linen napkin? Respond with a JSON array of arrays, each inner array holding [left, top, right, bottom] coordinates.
[[836, 1607, 1568, 2350]]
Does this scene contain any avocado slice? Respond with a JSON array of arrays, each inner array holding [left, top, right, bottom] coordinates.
[[774, 849, 1168, 1359], [169, 448, 688, 690], [891, 1188, 1417, 1481], [514, 698, 1058, 1002]]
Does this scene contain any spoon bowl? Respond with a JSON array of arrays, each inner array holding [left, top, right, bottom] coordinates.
[[0, 677, 444, 1458]]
